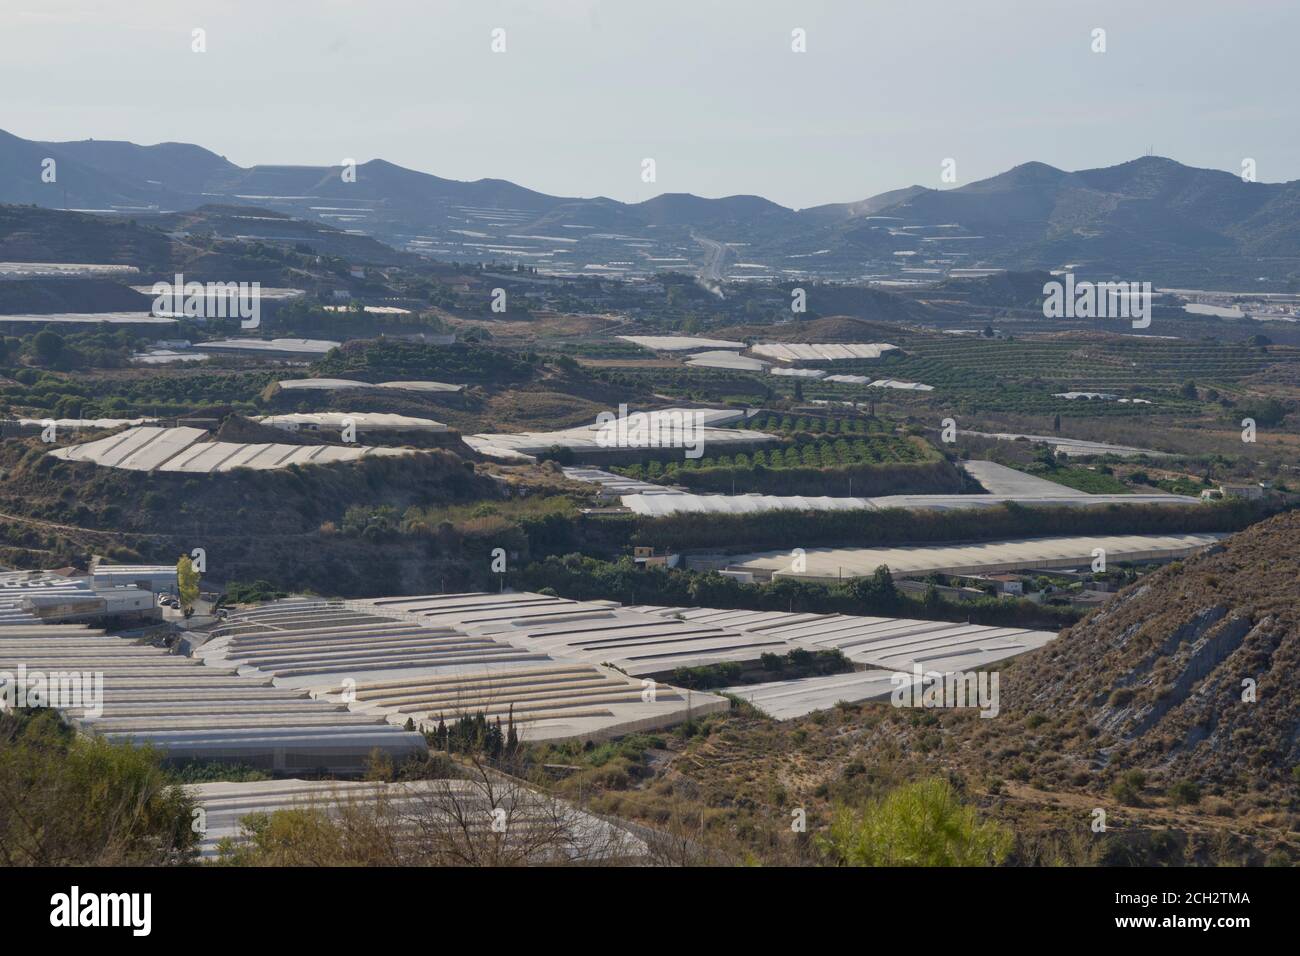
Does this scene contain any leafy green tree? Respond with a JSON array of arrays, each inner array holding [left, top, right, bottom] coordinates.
[[850, 564, 900, 611], [33, 330, 64, 365], [505, 705, 519, 757], [176, 554, 200, 614], [1237, 397, 1287, 427], [1033, 443, 1059, 470]]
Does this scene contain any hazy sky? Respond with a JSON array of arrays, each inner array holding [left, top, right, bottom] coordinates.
[[4, 0, 1297, 208]]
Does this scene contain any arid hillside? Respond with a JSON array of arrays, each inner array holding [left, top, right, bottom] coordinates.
[[1001, 508, 1300, 791], [564, 511, 1300, 866]]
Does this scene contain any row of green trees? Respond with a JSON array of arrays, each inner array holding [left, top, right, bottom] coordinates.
[[739, 414, 892, 436], [425, 710, 520, 759], [617, 436, 927, 478]]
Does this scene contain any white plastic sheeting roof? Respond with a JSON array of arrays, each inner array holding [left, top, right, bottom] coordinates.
[[17, 417, 157, 430], [625, 493, 878, 516], [465, 407, 773, 461], [752, 343, 898, 362], [630, 605, 1056, 670], [276, 378, 462, 393], [621, 486, 1201, 517], [0, 312, 176, 325], [0, 572, 90, 624], [684, 350, 769, 371], [724, 532, 1226, 580], [188, 777, 646, 862], [193, 337, 339, 355], [358, 592, 796, 677], [722, 670, 904, 719], [960, 460, 1092, 497], [562, 467, 687, 496], [48, 426, 416, 473], [769, 367, 826, 378], [205, 598, 725, 741], [0, 261, 138, 278], [961, 430, 1167, 458], [322, 664, 711, 743], [822, 376, 933, 391], [257, 413, 450, 432], [0, 623, 426, 773], [209, 593, 1069, 727], [619, 335, 746, 351], [200, 601, 550, 687]]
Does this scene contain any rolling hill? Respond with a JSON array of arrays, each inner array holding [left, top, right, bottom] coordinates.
[[3, 128, 1300, 285]]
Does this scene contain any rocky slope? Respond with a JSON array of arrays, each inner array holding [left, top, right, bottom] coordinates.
[[1003, 508, 1300, 791]]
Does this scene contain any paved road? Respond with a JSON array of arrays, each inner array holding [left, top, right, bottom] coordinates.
[[693, 235, 729, 291]]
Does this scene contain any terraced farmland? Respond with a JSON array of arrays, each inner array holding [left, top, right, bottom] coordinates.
[[734, 413, 898, 437], [825, 336, 1300, 417], [891, 337, 1297, 392], [615, 435, 929, 480], [586, 333, 1300, 420]]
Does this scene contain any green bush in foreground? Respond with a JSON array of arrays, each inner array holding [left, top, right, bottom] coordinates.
[[818, 777, 1012, 867], [0, 710, 198, 865]]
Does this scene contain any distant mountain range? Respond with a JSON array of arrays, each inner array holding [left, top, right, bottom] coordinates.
[[3, 128, 1298, 287]]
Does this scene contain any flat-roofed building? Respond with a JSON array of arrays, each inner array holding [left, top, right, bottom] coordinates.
[[1219, 482, 1264, 500], [92, 564, 178, 594]]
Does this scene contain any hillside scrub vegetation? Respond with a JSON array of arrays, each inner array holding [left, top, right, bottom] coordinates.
[[0, 710, 198, 866]]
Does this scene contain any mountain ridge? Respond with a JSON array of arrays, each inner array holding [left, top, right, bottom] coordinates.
[[4, 129, 1299, 286], [15, 127, 1297, 222]]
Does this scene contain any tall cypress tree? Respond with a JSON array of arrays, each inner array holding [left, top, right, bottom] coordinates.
[[505, 703, 518, 756]]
